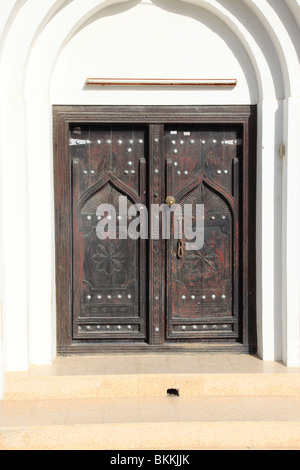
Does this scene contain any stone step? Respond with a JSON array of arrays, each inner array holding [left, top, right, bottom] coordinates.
[[2, 356, 300, 450], [4, 354, 300, 400], [4, 372, 300, 400], [0, 397, 300, 450]]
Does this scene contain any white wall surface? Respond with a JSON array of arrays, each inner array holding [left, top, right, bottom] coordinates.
[[51, 0, 258, 104], [0, 260, 3, 399], [0, 0, 299, 378]]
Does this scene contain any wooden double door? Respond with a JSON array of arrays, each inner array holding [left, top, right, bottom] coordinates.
[[54, 106, 257, 354]]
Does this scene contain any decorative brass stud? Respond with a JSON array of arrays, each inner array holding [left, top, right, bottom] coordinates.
[[166, 196, 176, 207]]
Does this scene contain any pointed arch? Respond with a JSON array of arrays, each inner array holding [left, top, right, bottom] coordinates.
[[78, 171, 141, 211], [175, 175, 235, 214]]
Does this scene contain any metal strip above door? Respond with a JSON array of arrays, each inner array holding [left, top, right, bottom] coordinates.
[[85, 78, 238, 87]]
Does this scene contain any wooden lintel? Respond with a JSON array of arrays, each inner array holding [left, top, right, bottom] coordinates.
[[85, 78, 237, 87]]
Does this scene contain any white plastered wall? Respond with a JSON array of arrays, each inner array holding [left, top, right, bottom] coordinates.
[[0, 0, 299, 380]]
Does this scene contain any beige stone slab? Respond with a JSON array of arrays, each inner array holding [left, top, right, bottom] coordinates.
[[4, 373, 300, 400], [1, 397, 300, 427], [6, 354, 299, 379], [1, 422, 300, 450]]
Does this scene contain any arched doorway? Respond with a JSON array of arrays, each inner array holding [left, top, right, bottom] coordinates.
[[1, 0, 299, 370]]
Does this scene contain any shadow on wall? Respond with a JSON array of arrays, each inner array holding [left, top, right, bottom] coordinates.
[[61, 0, 260, 103], [151, 0, 283, 100]]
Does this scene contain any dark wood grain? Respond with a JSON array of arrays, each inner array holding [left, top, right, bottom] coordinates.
[[53, 105, 257, 354]]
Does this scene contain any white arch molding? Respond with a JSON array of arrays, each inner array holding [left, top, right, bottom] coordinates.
[[0, 0, 299, 376]]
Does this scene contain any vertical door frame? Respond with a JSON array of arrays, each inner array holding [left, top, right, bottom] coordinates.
[[53, 105, 257, 355]]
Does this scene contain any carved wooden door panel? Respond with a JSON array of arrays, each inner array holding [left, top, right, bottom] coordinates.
[[71, 125, 147, 342], [54, 105, 256, 354], [164, 126, 241, 342], [70, 124, 242, 344]]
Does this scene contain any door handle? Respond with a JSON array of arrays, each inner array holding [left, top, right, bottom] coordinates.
[[177, 240, 184, 259], [166, 196, 176, 207], [165, 196, 183, 258]]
